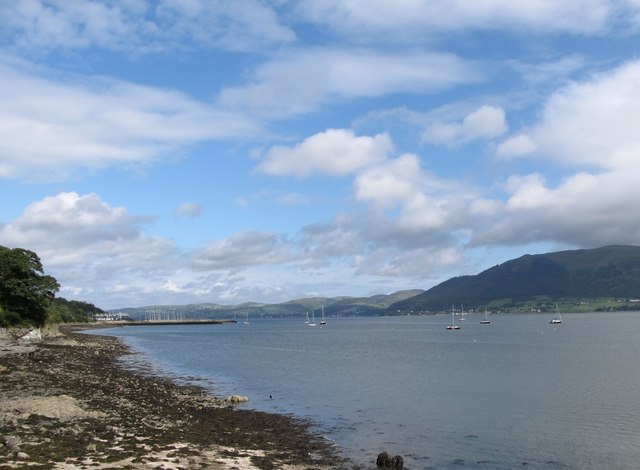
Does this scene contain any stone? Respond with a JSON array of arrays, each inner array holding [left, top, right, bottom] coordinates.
[[3, 435, 21, 451], [376, 451, 404, 468], [225, 395, 249, 404]]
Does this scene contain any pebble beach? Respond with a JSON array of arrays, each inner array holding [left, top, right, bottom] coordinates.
[[0, 325, 352, 469]]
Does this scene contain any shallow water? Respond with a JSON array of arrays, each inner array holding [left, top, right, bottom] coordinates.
[[93, 312, 640, 469]]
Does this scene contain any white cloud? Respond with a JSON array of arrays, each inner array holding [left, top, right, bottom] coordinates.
[[354, 153, 470, 233], [503, 173, 551, 210], [488, 58, 640, 251], [173, 202, 204, 218], [218, 48, 482, 117], [470, 167, 640, 248], [423, 105, 507, 147], [191, 231, 291, 271], [354, 154, 423, 208], [470, 61, 640, 247], [463, 106, 508, 139], [624, 0, 640, 27], [496, 134, 537, 158], [529, 60, 640, 169], [494, 60, 640, 168], [294, 0, 620, 38], [257, 129, 393, 178], [297, 212, 466, 280], [0, 189, 472, 308], [513, 54, 588, 85], [0, 192, 300, 308], [0, 56, 261, 181], [0, 192, 180, 308], [0, 0, 294, 54], [155, 0, 295, 52], [0, 192, 172, 269], [352, 242, 464, 279]]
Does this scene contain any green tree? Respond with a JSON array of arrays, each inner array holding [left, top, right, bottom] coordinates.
[[48, 298, 103, 323], [0, 246, 60, 326]]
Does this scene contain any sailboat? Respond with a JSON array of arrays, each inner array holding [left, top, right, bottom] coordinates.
[[480, 308, 491, 324], [319, 306, 327, 325], [446, 305, 460, 330], [458, 304, 466, 320], [307, 310, 317, 327], [549, 304, 563, 324], [243, 312, 250, 325], [305, 312, 310, 324]]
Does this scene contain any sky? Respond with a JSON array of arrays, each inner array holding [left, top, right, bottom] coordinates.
[[1, 1, 640, 310]]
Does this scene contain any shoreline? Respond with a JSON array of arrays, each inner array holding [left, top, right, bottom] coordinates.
[[0, 324, 353, 469]]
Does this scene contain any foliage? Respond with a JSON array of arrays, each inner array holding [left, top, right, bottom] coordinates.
[[47, 298, 103, 324], [0, 246, 60, 327]]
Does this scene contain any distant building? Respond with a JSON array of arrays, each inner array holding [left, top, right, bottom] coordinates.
[[94, 312, 131, 321]]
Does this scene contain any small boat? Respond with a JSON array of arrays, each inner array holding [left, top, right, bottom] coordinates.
[[319, 306, 327, 325], [446, 305, 460, 330], [480, 308, 491, 324], [243, 312, 250, 325], [458, 304, 466, 320], [549, 304, 563, 324], [307, 310, 317, 327], [305, 312, 310, 324]]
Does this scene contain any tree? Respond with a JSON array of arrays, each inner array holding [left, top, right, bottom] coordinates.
[[48, 297, 103, 323], [0, 246, 60, 326]]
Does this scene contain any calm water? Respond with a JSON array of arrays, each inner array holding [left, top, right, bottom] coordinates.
[[92, 312, 640, 469]]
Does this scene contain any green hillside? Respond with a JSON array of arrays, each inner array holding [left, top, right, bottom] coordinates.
[[114, 289, 425, 320], [389, 245, 640, 313]]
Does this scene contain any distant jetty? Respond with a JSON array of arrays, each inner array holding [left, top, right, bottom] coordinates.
[[93, 319, 237, 327]]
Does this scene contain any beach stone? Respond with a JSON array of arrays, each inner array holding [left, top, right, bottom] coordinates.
[[376, 451, 404, 468], [15, 451, 30, 460], [225, 395, 249, 404], [17, 328, 42, 344], [1, 394, 105, 421], [3, 435, 21, 451]]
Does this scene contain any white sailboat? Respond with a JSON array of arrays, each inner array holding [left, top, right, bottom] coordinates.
[[549, 304, 563, 324], [446, 305, 460, 330], [307, 310, 317, 327], [243, 312, 250, 325], [458, 304, 466, 320], [305, 312, 310, 324], [319, 306, 327, 325], [480, 308, 491, 324]]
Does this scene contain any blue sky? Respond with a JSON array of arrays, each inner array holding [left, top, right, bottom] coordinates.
[[1, 1, 640, 310]]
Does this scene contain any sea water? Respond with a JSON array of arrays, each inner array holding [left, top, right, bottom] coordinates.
[[91, 312, 640, 469]]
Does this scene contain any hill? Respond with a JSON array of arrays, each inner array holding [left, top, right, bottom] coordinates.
[[113, 289, 425, 320], [389, 245, 640, 313]]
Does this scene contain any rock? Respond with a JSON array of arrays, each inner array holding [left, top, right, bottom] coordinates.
[[1, 395, 105, 421], [3, 435, 21, 451], [376, 451, 404, 468], [225, 395, 249, 404], [15, 451, 30, 461], [16, 328, 42, 344], [43, 336, 79, 346]]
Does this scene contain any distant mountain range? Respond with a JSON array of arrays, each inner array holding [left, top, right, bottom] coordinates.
[[114, 245, 640, 318], [390, 245, 640, 313], [114, 289, 425, 320]]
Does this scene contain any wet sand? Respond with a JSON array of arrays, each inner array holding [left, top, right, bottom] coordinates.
[[0, 325, 354, 469]]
